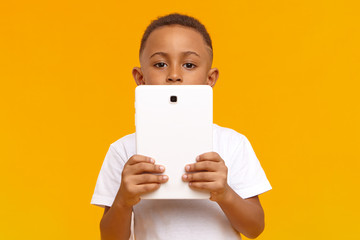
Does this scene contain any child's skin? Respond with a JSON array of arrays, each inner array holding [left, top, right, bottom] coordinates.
[[100, 25, 265, 240]]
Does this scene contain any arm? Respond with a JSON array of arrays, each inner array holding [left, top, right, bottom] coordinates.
[[216, 189, 264, 238], [100, 155, 168, 240], [182, 152, 265, 239], [100, 204, 132, 240]]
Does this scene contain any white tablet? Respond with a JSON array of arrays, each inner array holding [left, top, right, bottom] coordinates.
[[135, 85, 213, 199]]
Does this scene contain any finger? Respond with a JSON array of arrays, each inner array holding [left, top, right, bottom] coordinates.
[[127, 154, 155, 165], [133, 174, 169, 185], [182, 172, 217, 182], [196, 152, 222, 163], [185, 161, 219, 172], [137, 183, 163, 195], [188, 181, 221, 192], [130, 162, 165, 174]]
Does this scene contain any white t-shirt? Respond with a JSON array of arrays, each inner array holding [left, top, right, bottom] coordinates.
[[91, 124, 272, 240]]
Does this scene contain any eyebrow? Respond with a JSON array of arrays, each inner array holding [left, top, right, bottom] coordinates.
[[150, 51, 200, 59]]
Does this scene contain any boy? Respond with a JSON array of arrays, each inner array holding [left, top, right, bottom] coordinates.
[[91, 13, 271, 240]]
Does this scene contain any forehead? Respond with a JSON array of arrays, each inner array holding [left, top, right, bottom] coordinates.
[[141, 25, 211, 60]]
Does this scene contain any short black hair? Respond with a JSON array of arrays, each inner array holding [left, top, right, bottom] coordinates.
[[139, 13, 213, 59]]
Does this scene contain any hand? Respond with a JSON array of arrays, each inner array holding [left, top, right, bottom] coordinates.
[[182, 152, 230, 202], [116, 154, 168, 208]]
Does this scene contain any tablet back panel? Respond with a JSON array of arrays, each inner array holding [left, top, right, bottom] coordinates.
[[135, 85, 212, 199]]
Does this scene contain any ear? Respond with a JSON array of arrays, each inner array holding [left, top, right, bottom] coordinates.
[[207, 67, 219, 87], [132, 67, 145, 85]]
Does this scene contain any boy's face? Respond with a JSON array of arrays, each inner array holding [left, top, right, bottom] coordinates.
[[133, 25, 219, 86]]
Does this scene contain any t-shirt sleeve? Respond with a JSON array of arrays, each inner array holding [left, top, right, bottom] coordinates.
[[228, 135, 272, 199], [91, 143, 127, 208]]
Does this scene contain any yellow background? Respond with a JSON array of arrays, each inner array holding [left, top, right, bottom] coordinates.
[[1, 1, 359, 239]]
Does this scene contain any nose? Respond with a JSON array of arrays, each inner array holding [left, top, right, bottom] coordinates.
[[167, 66, 182, 83]]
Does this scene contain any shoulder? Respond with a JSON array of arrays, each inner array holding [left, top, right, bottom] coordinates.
[[108, 133, 136, 160], [213, 123, 247, 145], [111, 132, 135, 147], [213, 123, 254, 162]]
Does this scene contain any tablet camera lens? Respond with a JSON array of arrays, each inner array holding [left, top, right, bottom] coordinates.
[[170, 96, 177, 103]]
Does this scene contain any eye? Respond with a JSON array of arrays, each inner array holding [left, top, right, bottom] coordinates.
[[183, 63, 196, 69], [154, 62, 167, 68]]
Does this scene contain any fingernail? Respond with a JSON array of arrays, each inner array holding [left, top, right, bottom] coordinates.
[[185, 165, 190, 171], [162, 175, 168, 180], [159, 166, 165, 172], [196, 156, 200, 161], [183, 174, 188, 179], [149, 158, 155, 163]]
